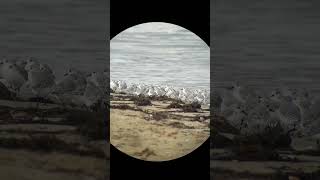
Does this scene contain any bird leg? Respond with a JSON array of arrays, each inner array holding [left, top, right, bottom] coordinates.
[[35, 96, 44, 120], [287, 126, 297, 136]]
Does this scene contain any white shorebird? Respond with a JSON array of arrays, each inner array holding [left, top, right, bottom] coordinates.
[[25, 62, 55, 99], [0, 60, 27, 92], [192, 89, 209, 105], [309, 97, 320, 120], [17, 81, 35, 101], [269, 91, 302, 133], [300, 97, 320, 136], [0, 58, 10, 77], [293, 95, 312, 129], [82, 81, 106, 107], [73, 80, 106, 109], [220, 87, 239, 113], [146, 86, 156, 96], [136, 83, 148, 95], [14, 58, 28, 70], [117, 80, 127, 91], [153, 85, 166, 96], [245, 98, 272, 134], [212, 90, 223, 115], [87, 71, 108, 93], [110, 80, 118, 92], [109, 80, 210, 105], [124, 83, 138, 94], [177, 88, 189, 102], [24, 57, 41, 72], [164, 86, 179, 99], [50, 68, 87, 106], [110, 80, 127, 93], [39, 63, 54, 75], [230, 81, 255, 104], [222, 102, 248, 131]]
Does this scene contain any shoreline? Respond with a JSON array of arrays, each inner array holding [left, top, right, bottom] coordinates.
[[110, 79, 211, 106]]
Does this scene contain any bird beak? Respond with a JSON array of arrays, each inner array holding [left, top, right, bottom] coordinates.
[[226, 86, 234, 90]]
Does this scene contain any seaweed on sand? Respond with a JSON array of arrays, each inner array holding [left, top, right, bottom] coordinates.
[[133, 148, 156, 159], [66, 110, 108, 140], [231, 143, 281, 161], [151, 111, 168, 121], [28, 97, 54, 104], [229, 128, 292, 161], [111, 104, 142, 112], [193, 115, 207, 122], [181, 102, 201, 112], [0, 135, 68, 152], [166, 101, 183, 109], [131, 95, 152, 106], [0, 82, 14, 100], [211, 115, 240, 134], [168, 122, 194, 129], [148, 95, 184, 104], [0, 136, 106, 157], [0, 108, 13, 121]]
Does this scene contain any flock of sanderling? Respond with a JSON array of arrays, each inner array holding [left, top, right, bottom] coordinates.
[[110, 80, 210, 105], [0, 58, 108, 109], [0, 57, 210, 110], [213, 82, 320, 137], [2, 57, 318, 137]]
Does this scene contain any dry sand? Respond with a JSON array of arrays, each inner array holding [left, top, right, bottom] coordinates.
[[0, 148, 109, 180], [110, 93, 210, 161], [0, 100, 109, 180], [210, 116, 320, 180]]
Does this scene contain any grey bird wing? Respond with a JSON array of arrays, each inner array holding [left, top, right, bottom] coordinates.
[[29, 71, 55, 89], [52, 76, 77, 94], [279, 102, 301, 124]]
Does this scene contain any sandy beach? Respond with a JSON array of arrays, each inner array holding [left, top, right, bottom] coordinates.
[[110, 92, 210, 161], [0, 99, 109, 180], [211, 115, 320, 180]]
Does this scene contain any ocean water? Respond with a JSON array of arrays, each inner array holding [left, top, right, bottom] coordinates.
[[111, 22, 210, 91], [0, 0, 109, 80], [212, 0, 320, 95]]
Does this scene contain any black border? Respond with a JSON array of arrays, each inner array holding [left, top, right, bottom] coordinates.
[[110, 0, 210, 179]]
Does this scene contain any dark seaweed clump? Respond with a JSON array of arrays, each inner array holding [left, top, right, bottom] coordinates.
[[111, 104, 141, 112], [0, 135, 106, 158], [66, 110, 108, 140], [132, 95, 152, 106], [182, 102, 202, 112], [28, 97, 54, 104], [151, 111, 168, 121], [0, 135, 69, 152], [166, 101, 183, 109], [168, 122, 194, 129]]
